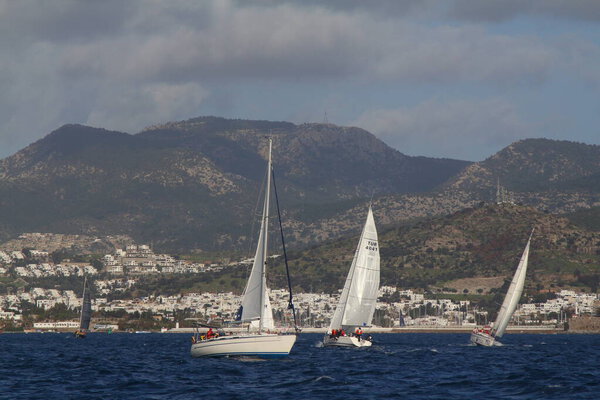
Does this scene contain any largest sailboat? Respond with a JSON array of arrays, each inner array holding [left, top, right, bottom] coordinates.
[[190, 138, 297, 358], [470, 229, 534, 346]]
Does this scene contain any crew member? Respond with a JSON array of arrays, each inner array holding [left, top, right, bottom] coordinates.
[[355, 327, 363, 341]]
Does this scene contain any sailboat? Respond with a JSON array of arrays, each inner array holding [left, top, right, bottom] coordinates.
[[190, 138, 297, 358], [323, 206, 380, 347], [74, 276, 92, 338], [470, 229, 534, 346]]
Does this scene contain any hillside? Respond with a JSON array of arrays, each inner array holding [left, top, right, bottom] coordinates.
[[277, 203, 600, 293], [0, 117, 469, 251], [445, 139, 600, 212], [568, 206, 600, 232], [284, 138, 600, 247]]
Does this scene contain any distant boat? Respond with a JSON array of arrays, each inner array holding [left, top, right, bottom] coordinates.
[[74, 276, 92, 339], [323, 206, 380, 348], [190, 138, 297, 358], [470, 229, 534, 347]]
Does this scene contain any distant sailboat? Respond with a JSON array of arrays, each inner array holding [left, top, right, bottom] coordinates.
[[470, 229, 534, 346], [324, 206, 380, 347], [74, 276, 92, 338], [190, 138, 297, 358]]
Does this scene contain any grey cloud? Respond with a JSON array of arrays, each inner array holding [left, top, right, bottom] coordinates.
[[352, 98, 532, 161], [0, 0, 138, 43], [449, 0, 600, 22], [371, 24, 555, 85], [52, 6, 556, 86], [0, 0, 597, 158], [238, 0, 600, 22], [86, 82, 210, 133]]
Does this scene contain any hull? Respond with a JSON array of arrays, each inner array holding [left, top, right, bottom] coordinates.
[[323, 335, 372, 348], [470, 331, 501, 347], [190, 333, 296, 358]]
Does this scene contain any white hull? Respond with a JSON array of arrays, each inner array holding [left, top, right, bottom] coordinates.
[[470, 331, 501, 347], [190, 333, 297, 358], [323, 335, 372, 348]]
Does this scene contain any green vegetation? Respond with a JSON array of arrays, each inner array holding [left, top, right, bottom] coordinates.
[[279, 203, 600, 293], [567, 206, 600, 232]]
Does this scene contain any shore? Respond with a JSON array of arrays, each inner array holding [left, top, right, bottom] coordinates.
[[299, 326, 563, 334], [2, 325, 572, 334]]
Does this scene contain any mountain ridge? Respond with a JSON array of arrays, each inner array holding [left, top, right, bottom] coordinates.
[[0, 117, 469, 250]]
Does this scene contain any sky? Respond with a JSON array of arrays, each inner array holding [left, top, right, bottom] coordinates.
[[1, 0, 600, 161]]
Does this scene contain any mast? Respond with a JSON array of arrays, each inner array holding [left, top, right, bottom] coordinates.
[[259, 138, 272, 333]]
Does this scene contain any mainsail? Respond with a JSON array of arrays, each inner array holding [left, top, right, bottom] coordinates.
[[329, 207, 380, 331], [492, 230, 533, 338], [79, 277, 92, 331], [240, 139, 275, 331]]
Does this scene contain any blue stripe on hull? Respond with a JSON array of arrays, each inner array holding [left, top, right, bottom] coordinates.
[[193, 351, 289, 359]]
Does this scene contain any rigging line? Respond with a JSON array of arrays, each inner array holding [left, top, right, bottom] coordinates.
[[271, 166, 299, 332]]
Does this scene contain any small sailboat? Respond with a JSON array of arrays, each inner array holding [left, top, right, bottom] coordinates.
[[74, 276, 92, 338], [191, 138, 297, 358], [324, 206, 380, 348], [470, 229, 534, 346]]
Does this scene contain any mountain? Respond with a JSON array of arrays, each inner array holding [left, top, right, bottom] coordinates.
[[0, 117, 469, 251], [445, 139, 600, 212], [278, 203, 600, 293], [291, 138, 600, 247]]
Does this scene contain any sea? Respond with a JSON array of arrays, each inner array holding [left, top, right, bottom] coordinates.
[[1, 332, 599, 399]]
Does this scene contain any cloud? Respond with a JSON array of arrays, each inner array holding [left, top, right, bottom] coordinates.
[[86, 82, 210, 133], [0, 0, 598, 158], [241, 0, 600, 22], [353, 98, 532, 161], [448, 0, 600, 22], [3, 0, 557, 85]]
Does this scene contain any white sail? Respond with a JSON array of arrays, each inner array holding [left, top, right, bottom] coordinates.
[[79, 276, 92, 331], [492, 231, 533, 338], [329, 207, 380, 331], [240, 139, 274, 331], [250, 290, 275, 330]]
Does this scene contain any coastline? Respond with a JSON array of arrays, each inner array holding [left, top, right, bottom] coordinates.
[[2, 325, 571, 334]]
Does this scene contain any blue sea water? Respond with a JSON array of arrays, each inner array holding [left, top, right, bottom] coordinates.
[[1, 332, 599, 399]]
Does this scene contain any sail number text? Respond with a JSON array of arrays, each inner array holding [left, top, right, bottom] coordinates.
[[365, 240, 378, 252]]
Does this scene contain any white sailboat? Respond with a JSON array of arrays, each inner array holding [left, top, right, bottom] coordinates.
[[75, 276, 92, 338], [470, 229, 534, 347], [191, 138, 297, 358], [323, 206, 380, 348]]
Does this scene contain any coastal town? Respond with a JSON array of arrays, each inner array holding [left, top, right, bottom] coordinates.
[[0, 236, 598, 332]]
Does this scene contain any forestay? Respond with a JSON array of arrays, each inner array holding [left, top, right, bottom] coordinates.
[[492, 230, 533, 338], [329, 207, 380, 331]]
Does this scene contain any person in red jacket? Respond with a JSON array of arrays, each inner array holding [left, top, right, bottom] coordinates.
[[355, 327, 363, 341]]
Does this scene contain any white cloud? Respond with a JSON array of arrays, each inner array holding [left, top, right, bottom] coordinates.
[[86, 82, 210, 133], [449, 0, 600, 22], [0, 0, 599, 158], [353, 98, 532, 161]]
